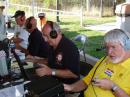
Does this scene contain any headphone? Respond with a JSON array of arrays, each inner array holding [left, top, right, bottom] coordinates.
[[118, 29, 130, 50], [47, 21, 58, 39], [25, 16, 34, 29]]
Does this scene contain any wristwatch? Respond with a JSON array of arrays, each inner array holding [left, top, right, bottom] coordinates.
[[111, 84, 118, 92], [52, 69, 56, 76]]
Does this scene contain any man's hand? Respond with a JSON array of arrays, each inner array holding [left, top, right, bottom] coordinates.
[[93, 78, 114, 90], [64, 80, 87, 93], [64, 84, 73, 92], [26, 55, 34, 59], [35, 64, 52, 77]]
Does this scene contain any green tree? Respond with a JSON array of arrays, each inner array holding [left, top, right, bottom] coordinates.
[[43, 0, 56, 8]]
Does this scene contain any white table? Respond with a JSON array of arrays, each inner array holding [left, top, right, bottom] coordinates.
[[0, 83, 25, 97]]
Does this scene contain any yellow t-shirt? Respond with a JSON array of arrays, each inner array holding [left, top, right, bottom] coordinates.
[[83, 57, 130, 97]]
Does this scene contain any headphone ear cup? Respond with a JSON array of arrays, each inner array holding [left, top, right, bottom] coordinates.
[[50, 30, 57, 39], [123, 38, 130, 50], [26, 22, 32, 29]]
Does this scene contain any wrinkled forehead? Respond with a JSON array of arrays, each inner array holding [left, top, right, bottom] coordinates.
[[105, 41, 121, 47], [104, 35, 124, 48], [44, 23, 51, 28], [30, 17, 36, 23]]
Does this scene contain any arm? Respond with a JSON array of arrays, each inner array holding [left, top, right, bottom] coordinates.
[[11, 37, 23, 44], [10, 37, 28, 54], [35, 64, 78, 78], [94, 78, 130, 97], [64, 80, 87, 92], [52, 69, 78, 78], [113, 87, 130, 97]]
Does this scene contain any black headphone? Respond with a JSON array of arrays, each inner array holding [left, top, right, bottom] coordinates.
[[25, 16, 34, 29], [47, 21, 58, 39]]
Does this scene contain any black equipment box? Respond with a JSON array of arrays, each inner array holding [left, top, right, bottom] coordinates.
[[25, 76, 65, 97]]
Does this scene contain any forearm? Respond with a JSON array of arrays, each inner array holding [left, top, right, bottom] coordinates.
[[34, 58, 48, 65], [113, 87, 130, 97], [20, 47, 28, 55], [11, 37, 23, 43], [93, 78, 130, 97], [54, 69, 78, 78], [70, 80, 87, 92]]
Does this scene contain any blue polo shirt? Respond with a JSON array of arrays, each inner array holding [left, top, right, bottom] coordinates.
[[48, 35, 80, 84]]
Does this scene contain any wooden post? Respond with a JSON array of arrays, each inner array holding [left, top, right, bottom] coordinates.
[[99, 0, 103, 17], [87, 0, 90, 12], [32, 0, 35, 16], [80, 0, 83, 27], [113, 0, 117, 15], [56, 0, 60, 22]]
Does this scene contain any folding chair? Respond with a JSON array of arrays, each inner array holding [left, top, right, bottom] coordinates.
[[73, 35, 89, 97], [73, 34, 88, 63]]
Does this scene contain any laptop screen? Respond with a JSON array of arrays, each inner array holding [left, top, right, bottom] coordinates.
[[11, 49, 29, 80]]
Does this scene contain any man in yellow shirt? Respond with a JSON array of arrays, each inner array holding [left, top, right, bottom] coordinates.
[[64, 29, 130, 97]]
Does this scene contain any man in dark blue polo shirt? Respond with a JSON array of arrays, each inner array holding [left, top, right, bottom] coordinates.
[[25, 16, 49, 58], [36, 21, 80, 84]]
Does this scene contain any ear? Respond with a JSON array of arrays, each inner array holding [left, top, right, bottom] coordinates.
[[21, 17, 25, 22]]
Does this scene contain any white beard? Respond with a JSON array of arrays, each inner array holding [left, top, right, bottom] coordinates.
[[109, 54, 124, 64], [111, 57, 122, 63]]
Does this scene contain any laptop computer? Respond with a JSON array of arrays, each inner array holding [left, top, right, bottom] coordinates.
[[11, 48, 65, 97], [11, 49, 29, 80]]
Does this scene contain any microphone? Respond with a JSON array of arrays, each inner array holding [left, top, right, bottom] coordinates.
[[96, 46, 105, 51]]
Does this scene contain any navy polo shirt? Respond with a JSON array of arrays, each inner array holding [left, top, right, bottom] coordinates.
[[28, 28, 49, 58], [48, 35, 80, 84]]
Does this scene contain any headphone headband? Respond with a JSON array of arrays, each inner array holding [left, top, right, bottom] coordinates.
[[47, 21, 58, 39]]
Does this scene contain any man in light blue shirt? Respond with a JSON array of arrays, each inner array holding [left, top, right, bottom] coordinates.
[[11, 10, 29, 55]]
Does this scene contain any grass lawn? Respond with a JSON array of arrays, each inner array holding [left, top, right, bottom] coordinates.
[[60, 20, 105, 59], [10, 11, 115, 58], [83, 16, 116, 25], [48, 16, 116, 59]]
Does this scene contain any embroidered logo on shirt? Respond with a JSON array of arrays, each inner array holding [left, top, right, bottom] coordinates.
[[56, 52, 63, 65], [104, 68, 114, 77]]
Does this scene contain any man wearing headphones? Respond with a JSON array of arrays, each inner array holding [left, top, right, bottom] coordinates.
[[36, 21, 80, 85], [64, 29, 130, 97], [25, 16, 49, 58], [11, 10, 29, 54]]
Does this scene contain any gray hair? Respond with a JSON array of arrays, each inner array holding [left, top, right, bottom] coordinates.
[[104, 29, 129, 47], [53, 22, 61, 33]]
